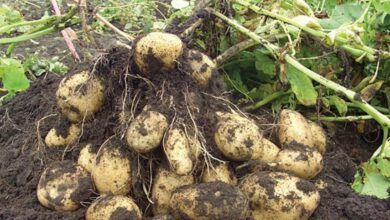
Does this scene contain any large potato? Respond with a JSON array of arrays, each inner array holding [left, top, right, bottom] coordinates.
[[214, 112, 280, 162], [126, 110, 168, 153], [152, 168, 194, 215], [44, 123, 80, 148], [91, 141, 132, 195], [201, 163, 237, 185], [86, 195, 142, 220], [164, 128, 193, 175], [37, 161, 93, 211], [239, 171, 320, 220], [134, 32, 184, 73], [56, 71, 104, 122], [77, 143, 97, 173], [185, 50, 216, 87], [170, 182, 248, 220]]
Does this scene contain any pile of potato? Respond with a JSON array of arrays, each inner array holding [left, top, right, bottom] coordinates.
[[37, 32, 326, 220]]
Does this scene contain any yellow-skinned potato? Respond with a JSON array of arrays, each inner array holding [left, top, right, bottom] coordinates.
[[86, 195, 142, 220], [44, 123, 80, 147], [275, 146, 323, 179], [185, 50, 216, 87], [56, 71, 104, 122], [92, 141, 132, 195], [134, 32, 183, 73], [126, 110, 168, 153], [308, 121, 326, 154], [152, 168, 194, 215], [77, 143, 97, 173], [201, 163, 237, 185], [37, 161, 93, 211], [188, 136, 202, 161], [239, 171, 320, 220], [170, 182, 248, 220], [164, 128, 193, 175]]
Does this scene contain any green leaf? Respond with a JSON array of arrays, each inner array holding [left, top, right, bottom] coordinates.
[[377, 157, 390, 178], [0, 58, 29, 92], [286, 62, 317, 106], [328, 95, 347, 116], [319, 3, 364, 29]]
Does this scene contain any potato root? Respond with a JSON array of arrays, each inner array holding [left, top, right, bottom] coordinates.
[[44, 123, 80, 148], [86, 195, 142, 220], [185, 50, 216, 87], [77, 143, 97, 173], [37, 161, 93, 211], [164, 128, 193, 175], [201, 163, 237, 185]]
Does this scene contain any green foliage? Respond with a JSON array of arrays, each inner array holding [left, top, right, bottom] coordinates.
[[23, 54, 68, 76], [0, 5, 23, 27], [319, 3, 364, 29], [0, 58, 29, 102]]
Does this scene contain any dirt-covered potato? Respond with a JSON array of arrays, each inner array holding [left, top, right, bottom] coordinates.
[[126, 110, 168, 153], [278, 109, 326, 154], [185, 50, 216, 87], [164, 128, 193, 175], [134, 32, 184, 73], [86, 195, 142, 220], [201, 163, 237, 185], [152, 168, 194, 215], [37, 161, 93, 211], [239, 171, 320, 220], [91, 141, 132, 195], [275, 145, 323, 179], [170, 182, 248, 220], [56, 71, 104, 122], [214, 112, 280, 162], [44, 123, 80, 148], [188, 136, 202, 161], [77, 143, 97, 173]]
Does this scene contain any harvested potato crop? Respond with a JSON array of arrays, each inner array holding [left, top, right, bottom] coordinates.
[[134, 32, 184, 73], [170, 182, 248, 220], [275, 145, 323, 179], [44, 123, 80, 148], [214, 112, 280, 162], [86, 195, 142, 220], [201, 163, 237, 185], [77, 143, 97, 173], [37, 161, 93, 211], [152, 168, 194, 215], [239, 171, 320, 220], [126, 110, 168, 153], [278, 109, 326, 154], [56, 71, 104, 122], [185, 50, 216, 87], [164, 128, 193, 175], [91, 141, 132, 195]]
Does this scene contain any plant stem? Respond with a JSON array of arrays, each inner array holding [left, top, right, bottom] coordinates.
[[346, 102, 389, 114], [0, 16, 58, 34], [214, 39, 258, 65], [308, 115, 390, 122], [0, 27, 57, 44], [244, 90, 291, 111]]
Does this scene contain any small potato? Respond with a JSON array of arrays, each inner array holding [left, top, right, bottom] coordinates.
[[185, 50, 216, 87], [126, 110, 168, 153], [134, 32, 184, 73], [275, 146, 323, 179], [56, 71, 104, 122], [86, 195, 142, 220], [92, 141, 132, 195], [152, 169, 194, 215], [239, 171, 320, 220], [77, 143, 97, 173], [188, 136, 202, 161], [170, 182, 248, 220], [45, 123, 80, 148], [201, 163, 237, 185], [164, 128, 193, 175], [308, 121, 326, 154], [37, 161, 93, 211]]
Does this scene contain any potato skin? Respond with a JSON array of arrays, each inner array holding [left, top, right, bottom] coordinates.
[[170, 182, 248, 220], [201, 163, 237, 185], [92, 142, 132, 195], [86, 195, 142, 220], [185, 50, 215, 87], [134, 32, 183, 73], [56, 71, 104, 122], [37, 161, 93, 211], [126, 110, 168, 153], [45, 123, 80, 147], [308, 121, 326, 154], [77, 143, 97, 173], [152, 169, 194, 215], [239, 171, 320, 220], [164, 128, 193, 175]]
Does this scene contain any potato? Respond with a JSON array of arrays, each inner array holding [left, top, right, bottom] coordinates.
[[275, 145, 323, 179], [77, 143, 97, 173], [308, 121, 326, 154], [126, 110, 168, 153], [201, 163, 237, 185], [239, 171, 320, 220], [152, 168, 194, 215], [86, 195, 142, 220], [188, 136, 202, 161], [170, 182, 248, 220], [37, 161, 93, 211], [164, 128, 193, 175], [134, 32, 184, 73], [44, 123, 80, 147], [185, 50, 216, 87], [56, 71, 104, 122], [92, 141, 132, 195], [214, 112, 280, 162]]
